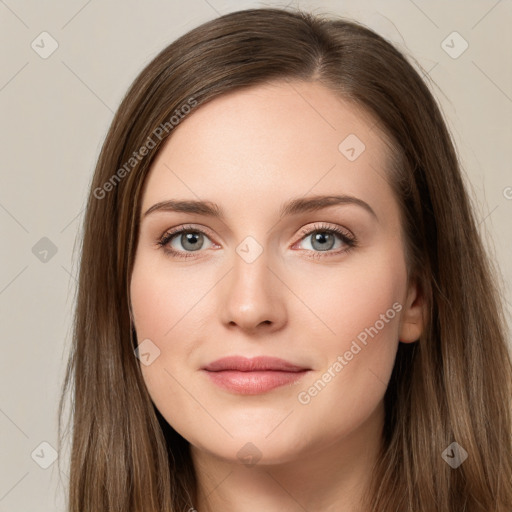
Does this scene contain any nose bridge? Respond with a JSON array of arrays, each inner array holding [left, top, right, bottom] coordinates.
[[219, 237, 286, 331]]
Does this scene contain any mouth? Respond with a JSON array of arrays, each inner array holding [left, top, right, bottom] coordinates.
[[201, 356, 311, 395]]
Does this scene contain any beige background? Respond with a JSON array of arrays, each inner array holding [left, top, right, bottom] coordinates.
[[0, 0, 511, 510]]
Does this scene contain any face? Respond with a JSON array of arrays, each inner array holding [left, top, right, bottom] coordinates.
[[130, 80, 423, 465]]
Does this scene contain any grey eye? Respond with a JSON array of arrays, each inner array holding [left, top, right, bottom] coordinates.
[[169, 231, 213, 252], [309, 231, 336, 251]]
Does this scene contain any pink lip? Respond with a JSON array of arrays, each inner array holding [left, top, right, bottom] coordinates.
[[202, 356, 310, 395]]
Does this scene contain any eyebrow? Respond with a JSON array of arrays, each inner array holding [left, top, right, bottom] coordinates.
[[143, 194, 377, 220]]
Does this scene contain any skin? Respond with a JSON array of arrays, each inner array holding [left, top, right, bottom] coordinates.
[[130, 80, 425, 512]]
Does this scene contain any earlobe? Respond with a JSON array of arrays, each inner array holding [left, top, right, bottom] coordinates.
[[399, 280, 426, 343]]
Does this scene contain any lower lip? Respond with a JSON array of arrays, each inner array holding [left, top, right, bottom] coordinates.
[[203, 370, 309, 394]]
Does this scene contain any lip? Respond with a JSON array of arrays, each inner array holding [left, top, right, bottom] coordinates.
[[202, 356, 310, 395]]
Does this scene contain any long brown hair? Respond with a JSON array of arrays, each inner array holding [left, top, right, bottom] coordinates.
[[59, 7, 512, 511]]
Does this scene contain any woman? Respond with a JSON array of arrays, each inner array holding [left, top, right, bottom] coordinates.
[[59, 7, 512, 511]]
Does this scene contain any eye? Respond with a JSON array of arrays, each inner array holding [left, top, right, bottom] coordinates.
[[157, 225, 216, 259], [293, 223, 357, 258], [157, 222, 357, 260]]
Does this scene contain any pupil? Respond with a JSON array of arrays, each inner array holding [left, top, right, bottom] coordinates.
[[312, 231, 334, 251], [182, 232, 202, 251]]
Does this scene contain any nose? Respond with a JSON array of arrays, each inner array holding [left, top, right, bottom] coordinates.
[[218, 250, 287, 335]]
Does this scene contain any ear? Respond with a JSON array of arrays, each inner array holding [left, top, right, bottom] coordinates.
[[399, 279, 426, 343]]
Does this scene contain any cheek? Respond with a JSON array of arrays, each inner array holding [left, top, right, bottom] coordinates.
[[291, 244, 406, 420], [130, 253, 207, 341], [292, 240, 407, 353], [129, 255, 206, 434], [129, 252, 220, 398], [130, 274, 171, 340], [129, 255, 184, 386]]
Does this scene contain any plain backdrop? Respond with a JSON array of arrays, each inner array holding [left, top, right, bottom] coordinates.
[[0, 1, 511, 510]]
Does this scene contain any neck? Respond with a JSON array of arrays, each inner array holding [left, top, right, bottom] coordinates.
[[190, 402, 384, 512]]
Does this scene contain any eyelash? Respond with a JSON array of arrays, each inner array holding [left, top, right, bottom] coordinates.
[[156, 222, 357, 260]]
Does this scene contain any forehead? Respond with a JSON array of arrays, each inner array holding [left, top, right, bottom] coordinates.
[[141, 80, 396, 221]]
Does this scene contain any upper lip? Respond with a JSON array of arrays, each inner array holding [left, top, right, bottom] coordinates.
[[202, 356, 309, 372]]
